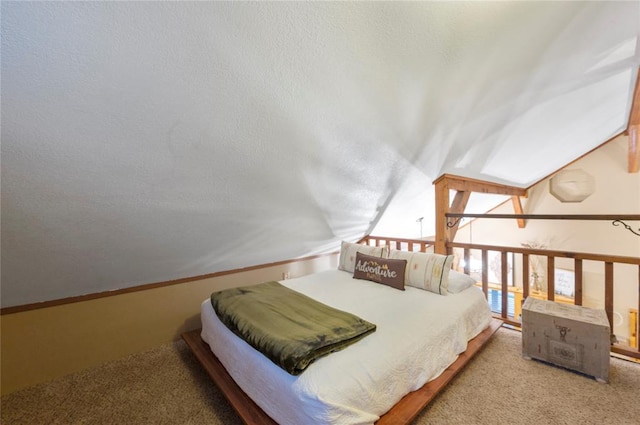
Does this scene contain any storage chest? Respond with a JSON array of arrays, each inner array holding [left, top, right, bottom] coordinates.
[[521, 297, 610, 383]]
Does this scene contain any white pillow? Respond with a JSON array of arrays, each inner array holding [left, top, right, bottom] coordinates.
[[387, 249, 454, 295], [338, 241, 387, 273], [447, 270, 477, 294]]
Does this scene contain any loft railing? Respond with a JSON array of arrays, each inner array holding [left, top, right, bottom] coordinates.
[[360, 235, 640, 360], [361, 236, 435, 253]]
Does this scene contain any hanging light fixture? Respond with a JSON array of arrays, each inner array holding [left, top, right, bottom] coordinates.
[[549, 169, 595, 203]]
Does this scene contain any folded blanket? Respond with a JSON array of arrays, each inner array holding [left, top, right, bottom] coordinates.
[[210, 281, 376, 375]]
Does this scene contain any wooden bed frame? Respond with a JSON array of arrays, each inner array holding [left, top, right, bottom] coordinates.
[[182, 317, 502, 425]]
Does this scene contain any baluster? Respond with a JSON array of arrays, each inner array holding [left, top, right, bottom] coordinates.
[[605, 262, 614, 337], [482, 250, 488, 299], [574, 259, 583, 306], [522, 254, 529, 300], [547, 257, 555, 301], [464, 248, 470, 275], [501, 251, 508, 319]]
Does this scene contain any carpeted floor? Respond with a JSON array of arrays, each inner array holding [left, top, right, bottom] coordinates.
[[2, 327, 639, 425]]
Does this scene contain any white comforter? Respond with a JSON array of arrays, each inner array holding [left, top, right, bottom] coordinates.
[[200, 269, 491, 425]]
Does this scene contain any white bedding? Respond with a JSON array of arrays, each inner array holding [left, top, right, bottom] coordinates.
[[200, 269, 491, 425]]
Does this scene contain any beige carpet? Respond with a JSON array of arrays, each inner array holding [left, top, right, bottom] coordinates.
[[2, 327, 639, 425]]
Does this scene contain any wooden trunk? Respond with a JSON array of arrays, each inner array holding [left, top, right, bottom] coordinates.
[[521, 297, 610, 383]]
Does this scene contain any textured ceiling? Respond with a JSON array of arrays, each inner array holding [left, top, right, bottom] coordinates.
[[2, 1, 639, 307]]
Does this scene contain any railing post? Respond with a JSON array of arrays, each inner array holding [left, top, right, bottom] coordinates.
[[481, 250, 488, 299], [501, 251, 509, 319], [463, 248, 470, 275], [522, 254, 530, 300], [434, 177, 450, 255], [605, 262, 614, 338], [547, 257, 555, 302], [574, 259, 583, 306]]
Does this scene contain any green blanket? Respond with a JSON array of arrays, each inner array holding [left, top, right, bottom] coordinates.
[[210, 281, 376, 375]]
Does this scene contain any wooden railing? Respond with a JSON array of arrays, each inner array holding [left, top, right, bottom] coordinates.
[[361, 236, 435, 253], [361, 235, 640, 360]]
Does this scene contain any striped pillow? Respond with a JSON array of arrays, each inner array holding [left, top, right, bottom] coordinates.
[[387, 249, 454, 295], [338, 241, 387, 273]]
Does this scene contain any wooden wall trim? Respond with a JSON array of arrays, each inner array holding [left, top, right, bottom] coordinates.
[[0, 252, 336, 315]]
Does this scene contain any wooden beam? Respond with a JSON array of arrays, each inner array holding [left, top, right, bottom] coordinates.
[[450, 191, 471, 214], [447, 191, 471, 241], [433, 175, 527, 255], [629, 125, 639, 173], [433, 174, 527, 196], [628, 68, 640, 173], [434, 178, 450, 255], [510, 196, 526, 228]]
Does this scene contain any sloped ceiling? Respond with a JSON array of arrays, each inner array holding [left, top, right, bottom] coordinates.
[[2, 1, 639, 307]]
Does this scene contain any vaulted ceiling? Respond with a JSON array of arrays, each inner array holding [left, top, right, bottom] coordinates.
[[2, 1, 639, 307]]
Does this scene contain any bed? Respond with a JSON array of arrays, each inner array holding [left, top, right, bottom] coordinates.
[[184, 245, 500, 425]]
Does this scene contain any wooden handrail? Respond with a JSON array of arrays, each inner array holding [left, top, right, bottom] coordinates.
[[446, 214, 640, 220], [445, 214, 640, 237], [360, 236, 435, 252], [449, 242, 640, 265]]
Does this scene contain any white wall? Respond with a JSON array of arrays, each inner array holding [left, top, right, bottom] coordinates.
[[4, 1, 639, 307], [454, 134, 640, 343]]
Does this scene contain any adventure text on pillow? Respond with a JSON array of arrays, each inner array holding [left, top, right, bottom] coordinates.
[[353, 252, 407, 290]]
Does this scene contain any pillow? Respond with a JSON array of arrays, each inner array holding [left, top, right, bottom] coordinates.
[[338, 241, 387, 273], [448, 270, 476, 294], [387, 249, 454, 295], [353, 252, 406, 291]]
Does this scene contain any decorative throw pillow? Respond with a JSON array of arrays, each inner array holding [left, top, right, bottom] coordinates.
[[338, 241, 387, 273], [352, 252, 406, 291], [448, 270, 477, 294], [387, 249, 454, 295]]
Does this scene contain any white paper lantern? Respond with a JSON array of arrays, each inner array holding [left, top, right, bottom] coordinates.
[[549, 169, 595, 203]]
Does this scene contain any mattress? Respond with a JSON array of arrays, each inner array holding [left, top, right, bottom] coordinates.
[[200, 269, 491, 425]]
